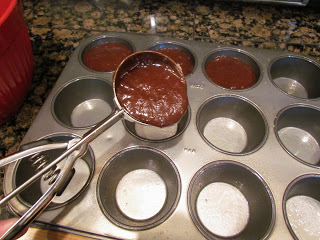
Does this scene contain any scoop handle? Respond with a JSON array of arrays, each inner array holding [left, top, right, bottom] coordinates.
[[82, 108, 124, 139], [0, 142, 68, 168], [0, 109, 124, 209]]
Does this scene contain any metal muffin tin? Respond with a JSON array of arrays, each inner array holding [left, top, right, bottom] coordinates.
[[3, 32, 320, 240]]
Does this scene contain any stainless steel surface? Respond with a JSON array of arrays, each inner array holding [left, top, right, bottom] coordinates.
[[3, 32, 320, 240]]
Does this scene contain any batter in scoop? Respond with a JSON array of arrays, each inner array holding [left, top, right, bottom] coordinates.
[[115, 55, 188, 127]]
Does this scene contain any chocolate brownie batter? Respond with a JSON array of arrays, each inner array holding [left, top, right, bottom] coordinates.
[[115, 53, 188, 127]]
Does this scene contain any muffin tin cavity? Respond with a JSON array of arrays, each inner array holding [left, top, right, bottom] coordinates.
[[52, 77, 115, 129], [14, 134, 95, 210], [197, 95, 268, 155], [147, 42, 196, 77], [80, 36, 134, 72], [283, 174, 320, 240], [123, 106, 191, 142], [275, 105, 320, 167], [188, 161, 275, 240], [96, 146, 181, 231], [269, 56, 320, 99], [203, 48, 261, 90]]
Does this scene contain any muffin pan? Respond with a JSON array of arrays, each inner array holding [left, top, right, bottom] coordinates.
[[3, 32, 320, 240]]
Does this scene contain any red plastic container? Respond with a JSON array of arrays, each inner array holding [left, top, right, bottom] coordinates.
[[0, 0, 33, 125]]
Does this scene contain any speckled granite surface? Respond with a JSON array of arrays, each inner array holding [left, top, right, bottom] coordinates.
[[1, 0, 320, 219]]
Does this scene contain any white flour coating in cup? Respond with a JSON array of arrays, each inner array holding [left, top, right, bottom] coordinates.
[[40, 158, 90, 204], [134, 123, 178, 140], [116, 169, 167, 220], [286, 195, 320, 240], [203, 117, 247, 153], [197, 182, 250, 237]]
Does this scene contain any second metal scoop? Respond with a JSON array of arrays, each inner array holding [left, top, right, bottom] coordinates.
[[0, 138, 86, 240]]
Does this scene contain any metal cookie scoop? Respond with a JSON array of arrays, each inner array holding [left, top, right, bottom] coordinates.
[[1, 51, 185, 204], [0, 51, 187, 239], [0, 138, 87, 240]]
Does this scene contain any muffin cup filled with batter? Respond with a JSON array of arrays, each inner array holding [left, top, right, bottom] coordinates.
[[96, 146, 181, 231], [188, 161, 275, 240], [203, 48, 261, 90], [80, 36, 134, 72]]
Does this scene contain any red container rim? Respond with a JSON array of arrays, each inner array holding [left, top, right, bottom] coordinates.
[[0, 0, 17, 26]]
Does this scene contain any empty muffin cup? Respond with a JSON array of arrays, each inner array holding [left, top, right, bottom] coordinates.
[[188, 161, 275, 240], [203, 48, 261, 90], [80, 36, 134, 72], [269, 55, 320, 99], [123, 106, 191, 142], [52, 77, 115, 129], [197, 95, 268, 155], [275, 104, 320, 167], [97, 146, 181, 231], [147, 42, 196, 77], [13, 134, 95, 210], [283, 174, 320, 240]]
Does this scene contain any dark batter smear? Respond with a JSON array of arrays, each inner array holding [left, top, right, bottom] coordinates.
[[116, 61, 188, 127], [83, 42, 132, 72], [205, 56, 256, 89]]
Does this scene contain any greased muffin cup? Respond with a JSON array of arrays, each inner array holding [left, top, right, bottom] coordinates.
[[188, 161, 275, 240], [97, 146, 181, 231], [3, 32, 320, 240]]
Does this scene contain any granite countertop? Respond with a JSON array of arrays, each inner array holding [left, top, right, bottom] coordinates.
[[1, 0, 319, 232]]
